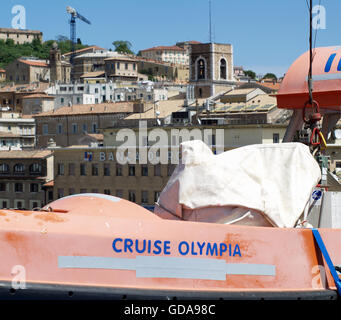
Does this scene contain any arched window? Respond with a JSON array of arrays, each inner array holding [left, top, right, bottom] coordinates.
[[220, 59, 227, 79], [0, 163, 9, 173], [197, 59, 205, 80], [14, 163, 25, 173], [29, 163, 41, 174]]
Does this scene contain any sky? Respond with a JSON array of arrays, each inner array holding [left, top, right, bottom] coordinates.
[[0, 0, 339, 77]]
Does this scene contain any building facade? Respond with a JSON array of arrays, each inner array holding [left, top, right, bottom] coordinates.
[[139, 45, 188, 65], [0, 150, 53, 209], [0, 28, 43, 45], [189, 42, 235, 98]]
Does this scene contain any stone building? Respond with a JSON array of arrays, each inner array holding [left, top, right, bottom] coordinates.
[[52, 146, 172, 208], [5, 58, 50, 84], [33, 102, 144, 148], [139, 45, 188, 65], [22, 93, 55, 115], [189, 42, 235, 98], [104, 56, 138, 82], [0, 28, 43, 45], [0, 69, 6, 82], [0, 150, 53, 209]]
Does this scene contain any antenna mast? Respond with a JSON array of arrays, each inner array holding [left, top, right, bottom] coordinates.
[[209, 0, 212, 43]]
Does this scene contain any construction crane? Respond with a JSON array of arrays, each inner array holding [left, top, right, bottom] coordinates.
[[66, 6, 91, 80]]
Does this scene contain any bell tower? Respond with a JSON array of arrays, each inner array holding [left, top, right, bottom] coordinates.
[[50, 42, 62, 83], [189, 42, 235, 98]]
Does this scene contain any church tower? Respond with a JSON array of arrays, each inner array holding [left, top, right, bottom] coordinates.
[[189, 42, 235, 98], [50, 42, 62, 83]]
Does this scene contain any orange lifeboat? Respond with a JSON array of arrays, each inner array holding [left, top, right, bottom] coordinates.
[[277, 46, 341, 111], [0, 193, 340, 300]]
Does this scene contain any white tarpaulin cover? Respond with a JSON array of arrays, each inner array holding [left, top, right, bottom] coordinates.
[[154, 140, 321, 228]]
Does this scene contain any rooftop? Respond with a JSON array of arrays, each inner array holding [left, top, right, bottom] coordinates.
[[140, 45, 185, 52], [33, 102, 136, 117], [63, 46, 107, 56], [0, 28, 42, 34], [18, 59, 48, 67], [22, 93, 55, 99], [0, 149, 52, 159]]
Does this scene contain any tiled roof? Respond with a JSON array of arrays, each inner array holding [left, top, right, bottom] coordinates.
[[63, 46, 107, 56], [18, 59, 48, 67], [0, 28, 42, 34], [0, 82, 50, 93], [140, 45, 185, 52], [80, 71, 106, 78], [0, 69, 5, 73], [33, 102, 135, 117], [43, 180, 54, 187], [0, 150, 52, 159], [22, 93, 55, 99]]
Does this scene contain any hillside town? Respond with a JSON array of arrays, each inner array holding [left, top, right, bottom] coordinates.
[[0, 21, 341, 212]]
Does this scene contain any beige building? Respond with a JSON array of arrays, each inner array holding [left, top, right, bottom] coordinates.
[[22, 93, 55, 115], [0, 112, 35, 149], [0, 150, 53, 209], [139, 45, 188, 65], [33, 102, 145, 148], [104, 56, 138, 82], [5, 58, 50, 84], [52, 146, 173, 207], [0, 28, 43, 45], [137, 58, 189, 83]]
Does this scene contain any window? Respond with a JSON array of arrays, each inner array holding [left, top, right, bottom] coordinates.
[[57, 123, 63, 134], [273, 133, 280, 143], [167, 164, 175, 176], [0, 163, 9, 173], [0, 183, 7, 192], [2, 201, 8, 209], [57, 163, 64, 176], [133, 63, 136, 70], [141, 191, 148, 204], [92, 164, 99, 176], [197, 59, 205, 80], [16, 201, 23, 209], [32, 202, 39, 209], [154, 191, 161, 202], [69, 188, 75, 195], [80, 163, 86, 176], [125, 63, 128, 70], [128, 190, 136, 202], [117, 62, 120, 69], [14, 163, 25, 173], [103, 163, 110, 176], [80, 188, 87, 194], [48, 191, 53, 201], [61, 98, 64, 103], [141, 165, 148, 176], [72, 123, 78, 134], [336, 162, 341, 168], [220, 59, 227, 79], [104, 189, 111, 195], [30, 183, 39, 193], [57, 188, 64, 199], [116, 189, 123, 198], [29, 163, 41, 174], [92, 123, 98, 133], [43, 124, 48, 135], [82, 123, 88, 133], [128, 165, 135, 176], [68, 163, 75, 176], [15, 183, 23, 192], [116, 164, 122, 176], [154, 164, 161, 176]]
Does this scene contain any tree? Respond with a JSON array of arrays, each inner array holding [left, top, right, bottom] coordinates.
[[244, 70, 256, 79], [262, 73, 277, 81], [112, 40, 134, 55]]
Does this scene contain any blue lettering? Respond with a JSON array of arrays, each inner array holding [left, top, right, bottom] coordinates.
[[197, 242, 206, 255], [147, 240, 152, 253], [124, 238, 133, 253], [178, 241, 189, 255], [153, 240, 162, 254], [325, 53, 337, 73], [135, 239, 146, 254], [229, 243, 232, 256], [206, 243, 218, 256], [164, 241, 171, 255], [219, 243, 227, 256], [233, 244, 242, 257], [112, 238, 123, 253], [191, 242, 198, 255]]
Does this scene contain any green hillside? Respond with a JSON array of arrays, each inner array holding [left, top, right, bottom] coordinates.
[[0, 37, 88, 68]]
